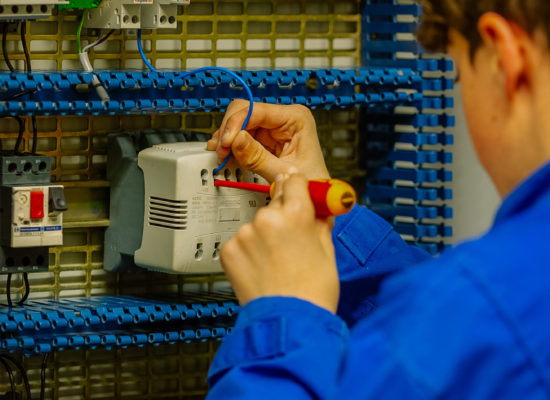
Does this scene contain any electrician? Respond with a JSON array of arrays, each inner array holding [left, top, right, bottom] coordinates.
[[206, 0, 550, 398]]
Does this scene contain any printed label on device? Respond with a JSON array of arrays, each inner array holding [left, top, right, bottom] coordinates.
[[13, 226, 62, 234]]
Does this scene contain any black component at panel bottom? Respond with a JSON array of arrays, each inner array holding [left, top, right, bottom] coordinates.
[[0, 393, 23, 400], [0, 246, 49, 274]]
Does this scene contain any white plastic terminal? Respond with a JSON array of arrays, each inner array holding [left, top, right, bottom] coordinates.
[[85, 0, 190, 30], [135, 142, 268, 274], [0, 0, 67, 20]]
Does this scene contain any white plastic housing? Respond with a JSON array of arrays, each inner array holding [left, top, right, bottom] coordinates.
[[135, 142, 268, 274], [0, 1, 67, 21], [85, 0, 190, 30], [10, 185, 63, 248]]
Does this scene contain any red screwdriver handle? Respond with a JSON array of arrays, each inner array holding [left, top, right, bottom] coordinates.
[[214, 178, 356, 217]]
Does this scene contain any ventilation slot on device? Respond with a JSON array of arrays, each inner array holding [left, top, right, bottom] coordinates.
[[148, 197, 188, 230]]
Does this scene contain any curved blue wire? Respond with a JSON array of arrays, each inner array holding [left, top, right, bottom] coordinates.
[[137, 30, 254, 174], [136, 29, 156, 72]]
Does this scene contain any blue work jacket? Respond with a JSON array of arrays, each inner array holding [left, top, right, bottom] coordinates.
[[207, 161, 550, 399]]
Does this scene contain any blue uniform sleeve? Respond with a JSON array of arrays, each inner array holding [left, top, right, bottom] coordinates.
[[208, 256, 545, 400], [207, 297, 349, 399], [332, 205, 431, 326]]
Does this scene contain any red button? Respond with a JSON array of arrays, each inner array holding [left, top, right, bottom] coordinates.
[[30, 191, 44, 219]]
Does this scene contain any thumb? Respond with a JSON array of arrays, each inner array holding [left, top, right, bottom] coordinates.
[[232, 130, 286, 182]]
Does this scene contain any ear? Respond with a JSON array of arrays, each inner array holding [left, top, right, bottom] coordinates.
[[477, 12, 531, 100]]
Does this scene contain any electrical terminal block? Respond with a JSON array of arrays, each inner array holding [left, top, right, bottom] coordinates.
[[84, 0, 190, 30], [0, 0, 68, 20], [0, 154, 53, 185]]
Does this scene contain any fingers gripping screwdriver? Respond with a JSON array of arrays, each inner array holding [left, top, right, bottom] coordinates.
[[214, 178, 357, 217]]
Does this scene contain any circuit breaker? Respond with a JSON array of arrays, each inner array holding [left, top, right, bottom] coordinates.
[[0, 155, 67, 274], [3, 185, 65, 247], [134, 142, 268, 274]]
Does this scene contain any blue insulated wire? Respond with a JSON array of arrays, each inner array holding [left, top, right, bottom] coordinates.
[[136, 29, 156, 72], [137, 30, 253, 174]]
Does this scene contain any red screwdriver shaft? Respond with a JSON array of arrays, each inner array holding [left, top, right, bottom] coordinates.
[[214, 179, 271, 194]]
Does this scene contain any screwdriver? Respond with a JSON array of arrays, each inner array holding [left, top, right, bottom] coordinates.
[[214, 178, 357, 217]]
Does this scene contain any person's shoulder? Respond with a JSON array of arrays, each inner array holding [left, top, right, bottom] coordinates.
[[372, 244, 483, 320], [374, 222, 550, 327], [351, 228, 550, 399], [381, 202, 550, 303], [353, 238, 550, 398]]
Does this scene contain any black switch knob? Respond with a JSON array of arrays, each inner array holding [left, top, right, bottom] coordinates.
[[48, 186, 67, 213]]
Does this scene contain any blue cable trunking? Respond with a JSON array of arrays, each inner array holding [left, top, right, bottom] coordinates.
[[0, 68, 423, 117], [0, 294, 239, 355], [362, 0, 455, 254]]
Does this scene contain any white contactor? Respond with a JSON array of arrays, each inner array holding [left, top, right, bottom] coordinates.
[[135, 142, 268, 274]]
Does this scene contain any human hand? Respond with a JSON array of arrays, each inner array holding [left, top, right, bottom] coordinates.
[[220, 171, 339, 314], [207, 100, 330, 183]]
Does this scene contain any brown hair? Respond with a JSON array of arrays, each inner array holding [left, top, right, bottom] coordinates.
[[417, 0, 550, 55]]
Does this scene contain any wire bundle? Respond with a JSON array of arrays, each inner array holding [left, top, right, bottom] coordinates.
[[0, 352, 49, 399], [20, 23, 38, 156], [1, 22, 36, 156], [76, 11, 112, 102]]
